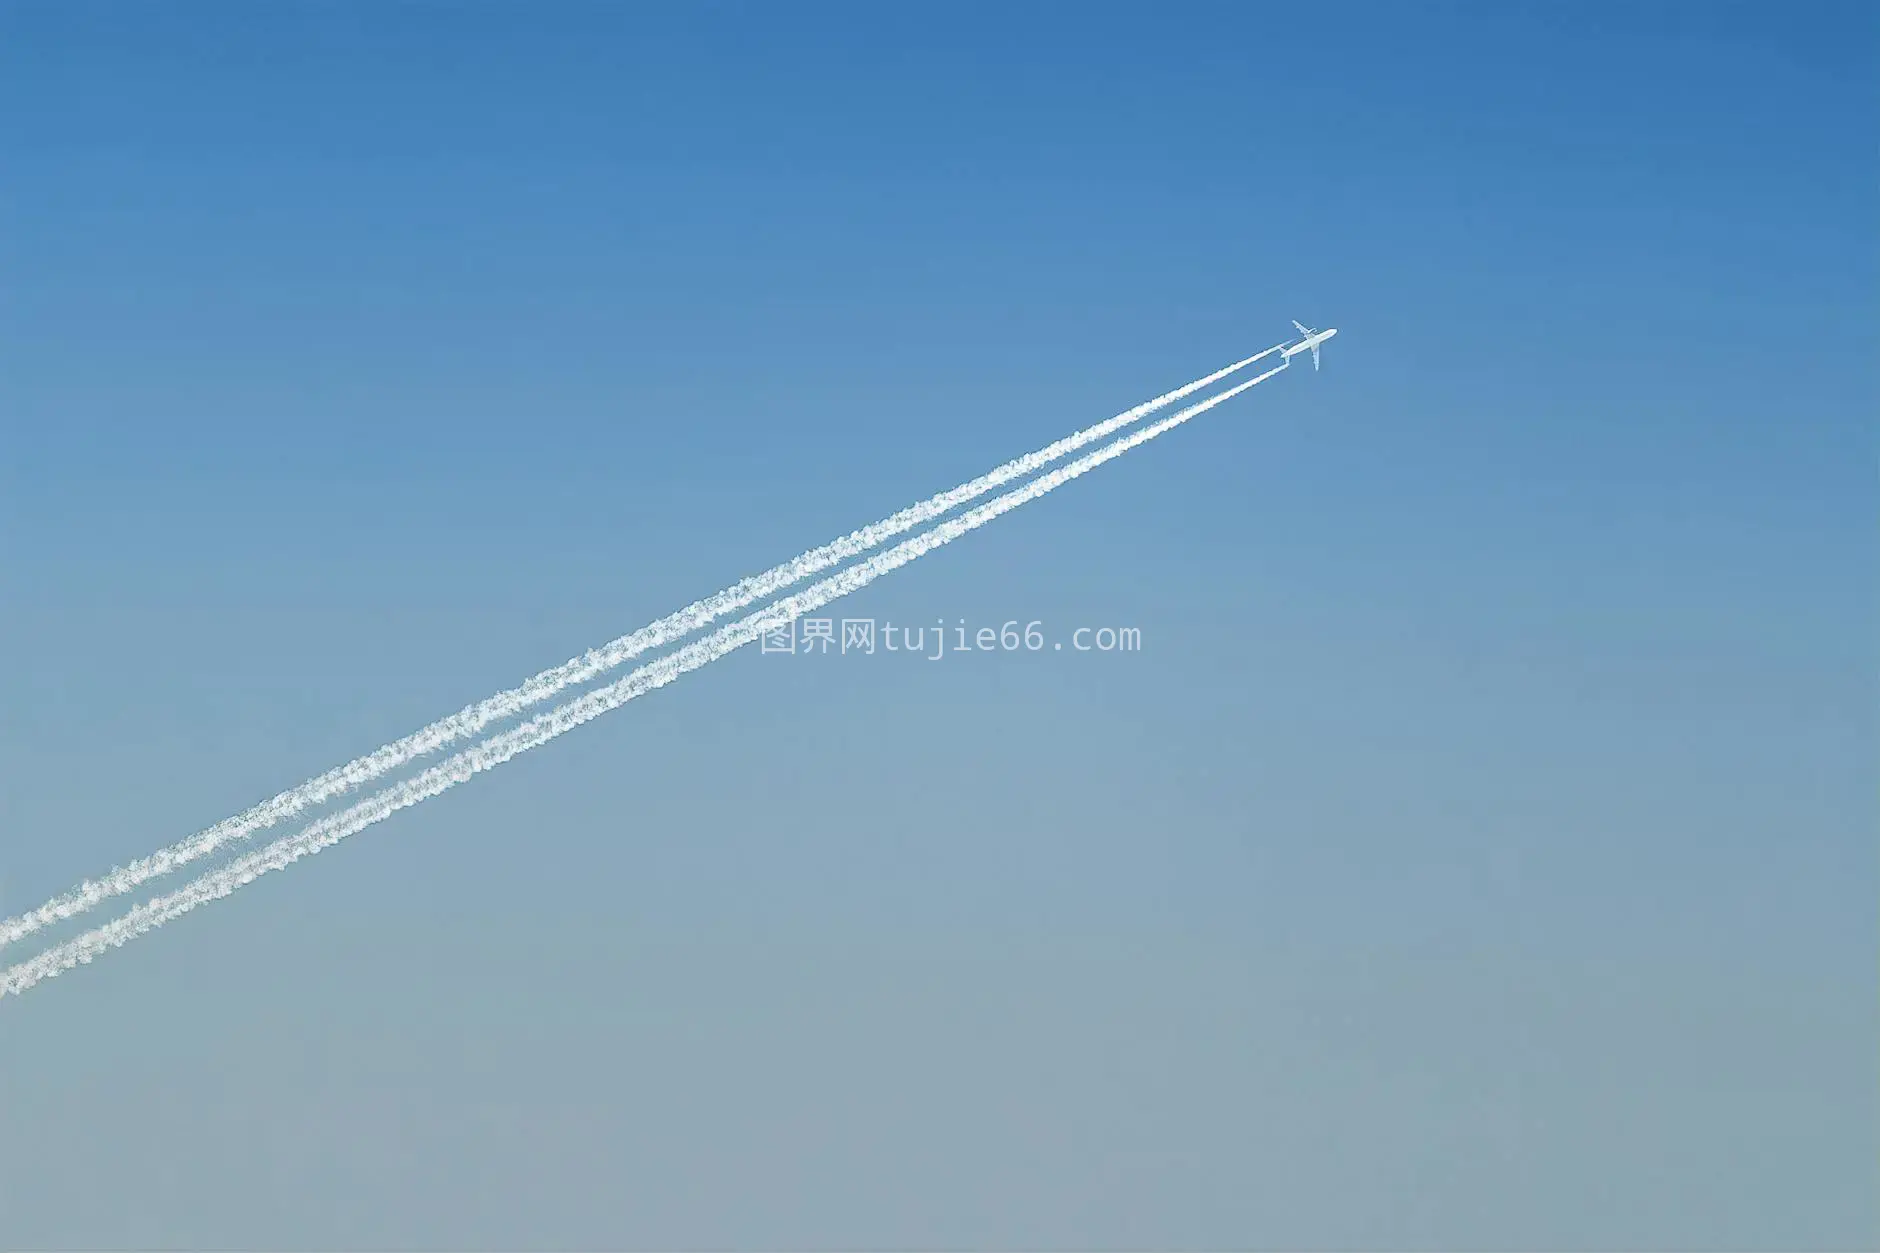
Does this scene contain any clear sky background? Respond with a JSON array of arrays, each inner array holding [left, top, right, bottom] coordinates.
[[1, 2, 1873, 1248]]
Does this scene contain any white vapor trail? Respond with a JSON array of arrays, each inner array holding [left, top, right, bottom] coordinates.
[[1, 361, 1289, 1000], [0, 345, 1282, 951]]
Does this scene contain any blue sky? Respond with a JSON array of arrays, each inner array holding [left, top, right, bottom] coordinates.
[[1, 2, 1873, 1248]]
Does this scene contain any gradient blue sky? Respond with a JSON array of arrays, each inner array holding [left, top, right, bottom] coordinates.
[[1, 3, 1874, 1248]]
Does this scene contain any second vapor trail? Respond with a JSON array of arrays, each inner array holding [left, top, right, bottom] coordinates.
[[0, 345, 1282, 951], [1, 361, 1289, 1000]]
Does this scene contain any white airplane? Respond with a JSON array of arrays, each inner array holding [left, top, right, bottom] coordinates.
[[1281, 319, 1338, 370]]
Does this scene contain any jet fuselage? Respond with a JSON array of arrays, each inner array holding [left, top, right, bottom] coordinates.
[[1281, 327, 1338, 361]]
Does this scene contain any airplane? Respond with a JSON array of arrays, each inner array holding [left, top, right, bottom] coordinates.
[[1281, 319, 1338, 370]]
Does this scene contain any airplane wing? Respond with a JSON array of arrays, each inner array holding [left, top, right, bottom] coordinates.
[[1292, 319, 1312, 337]]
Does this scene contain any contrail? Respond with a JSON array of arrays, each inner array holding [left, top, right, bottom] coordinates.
[[0, 345, 1283, 951], [1, 361, 1289, 1000]]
